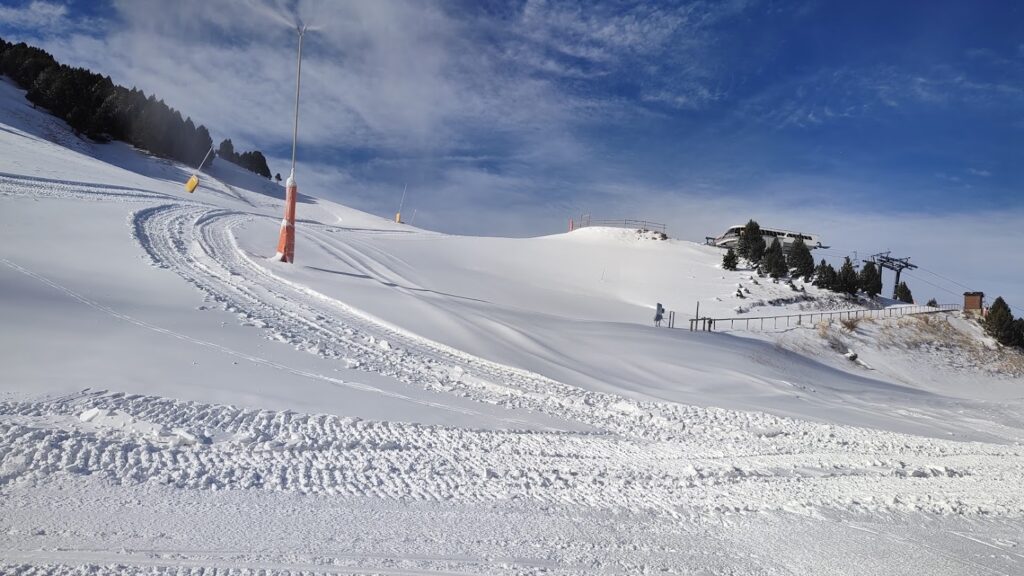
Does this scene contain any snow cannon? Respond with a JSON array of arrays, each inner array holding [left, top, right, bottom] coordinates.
[[184, 147, 213, 194], [273, 174, 297, 263], [184, 174, 199, 193]]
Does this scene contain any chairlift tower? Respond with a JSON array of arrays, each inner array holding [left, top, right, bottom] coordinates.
[[872, 251, 918, 299]]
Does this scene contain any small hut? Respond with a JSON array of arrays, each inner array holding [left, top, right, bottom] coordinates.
[[963, 292, 985, 316]]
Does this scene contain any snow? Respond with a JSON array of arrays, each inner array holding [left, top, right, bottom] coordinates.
[[2, 76, 1024, 575]]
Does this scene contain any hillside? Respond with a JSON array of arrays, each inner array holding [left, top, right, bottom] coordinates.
[[2, 76, 1024, 575]]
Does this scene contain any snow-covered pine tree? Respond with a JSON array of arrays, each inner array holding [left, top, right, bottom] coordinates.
[[722, 248, 738, 271]]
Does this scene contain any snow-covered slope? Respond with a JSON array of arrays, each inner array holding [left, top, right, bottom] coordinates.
[[3, 77, 1024, 575]]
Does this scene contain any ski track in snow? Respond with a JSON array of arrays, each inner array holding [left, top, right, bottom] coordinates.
[[5, 173, 1024, 574], [0, 173, 183, 204], [2, 389, 1023, 517]]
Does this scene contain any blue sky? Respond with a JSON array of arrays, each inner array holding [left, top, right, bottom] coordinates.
[[1, 0, 1022, 307]]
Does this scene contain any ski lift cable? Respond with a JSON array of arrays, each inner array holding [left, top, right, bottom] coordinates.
[[910, 266, 1012, 307], [915, 266, 973, 291], [901, 272, 962, 298]]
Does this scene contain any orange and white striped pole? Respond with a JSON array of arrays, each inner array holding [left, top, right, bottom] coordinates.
[[273, 174, 297, 262], [273, 25, 307, 264]]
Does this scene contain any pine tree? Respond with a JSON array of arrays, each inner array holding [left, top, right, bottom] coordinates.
[[736, 220, 766, 265], [1012, 318, 1024, 349], [894, 281, 913, 303], [218, 138, 236, 162], [821, 263, 838, 291], [858, 261, 882, 298], [764, 238, 787, 278], [722, 248, 738, 271], [985, 297, 1016, 346], [813, 259, 834, 290], [926, 298, 938, 307], [196, 125, 213, 167], [239, 150, 272, 178], [837, 257, 859, 296], [787, 237, 815, 281]]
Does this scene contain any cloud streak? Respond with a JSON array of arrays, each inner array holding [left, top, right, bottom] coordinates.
[[0, 1, 69, 30]]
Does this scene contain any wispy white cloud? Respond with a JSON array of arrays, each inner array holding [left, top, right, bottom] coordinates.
[[741, 63, 1024, 130], [491, 0, 756, 111], [935, 172, 963, 184], [0, 1, 69, 31]]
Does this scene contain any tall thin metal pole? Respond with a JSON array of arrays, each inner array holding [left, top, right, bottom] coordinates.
[[197, 146, 215, 171], [275, 25, 307, 263], [290, 26, 305, 178]]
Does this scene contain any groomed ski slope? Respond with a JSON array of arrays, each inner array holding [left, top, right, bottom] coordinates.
[[2, 77, 1024, 575]]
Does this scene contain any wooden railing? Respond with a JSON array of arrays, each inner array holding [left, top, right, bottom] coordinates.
[[689, 304, 961, 332], [575, 216, 667, 234]]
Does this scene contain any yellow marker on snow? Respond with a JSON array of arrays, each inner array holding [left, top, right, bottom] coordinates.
[[395, 184, 407, 224], [184, 146, 215, 194]]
